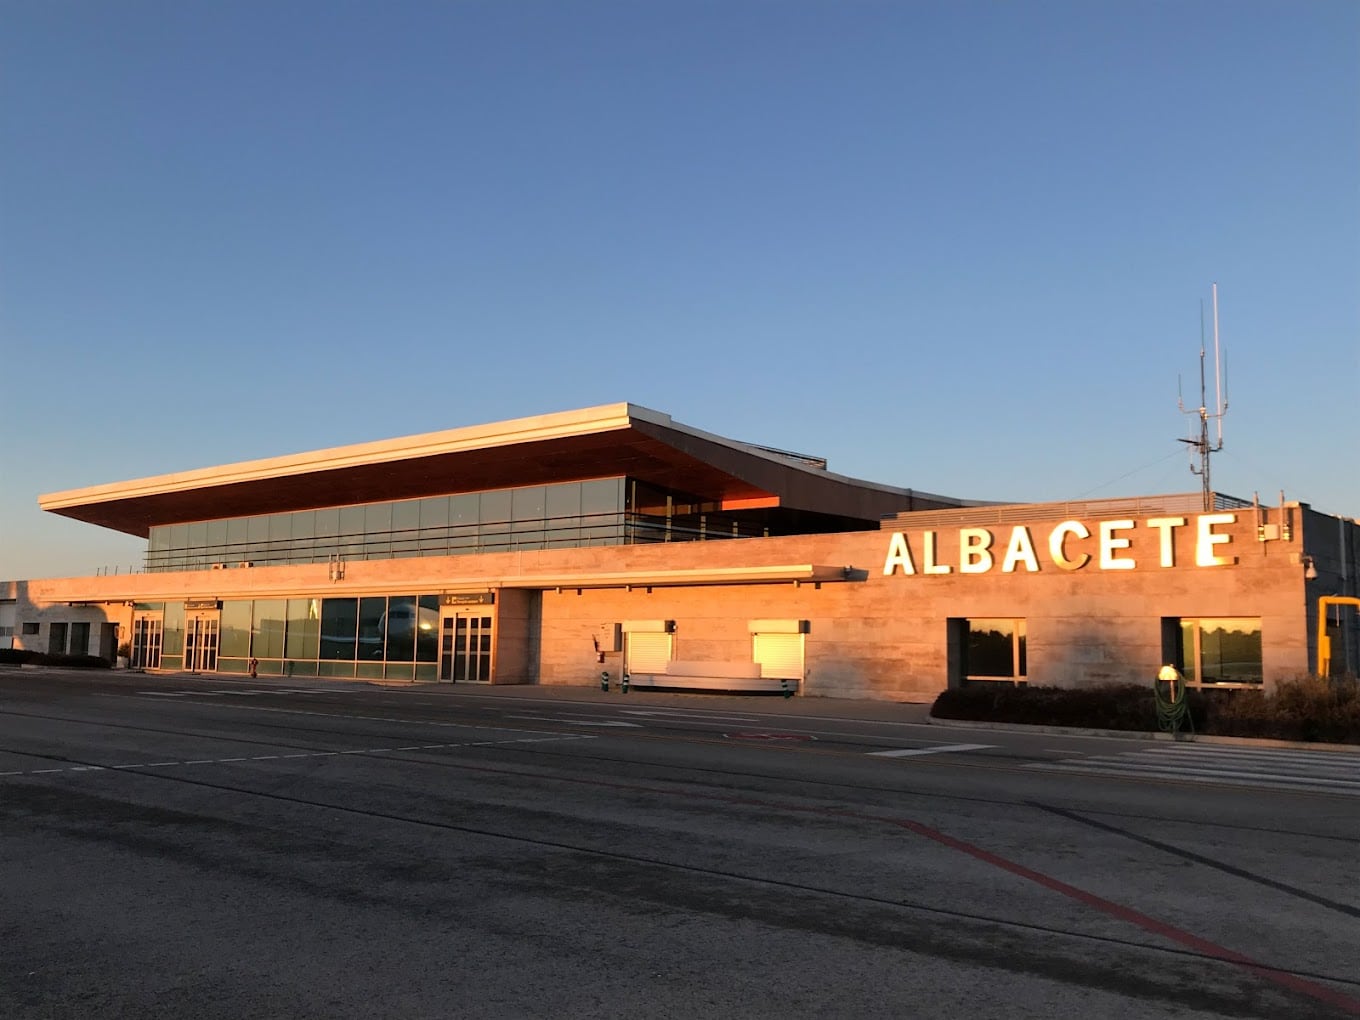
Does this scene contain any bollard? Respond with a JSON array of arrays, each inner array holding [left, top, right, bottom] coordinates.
[[600, 670, 610, 692], [622, 672, 630, 694]]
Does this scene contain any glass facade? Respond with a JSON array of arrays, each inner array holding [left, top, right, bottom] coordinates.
[[144, 477, 793, 572], [185, 594, 441, 678]]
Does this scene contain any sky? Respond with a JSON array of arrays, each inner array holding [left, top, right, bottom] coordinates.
[[1, 1, 1357, 580]]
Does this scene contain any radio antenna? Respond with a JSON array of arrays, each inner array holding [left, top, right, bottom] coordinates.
[[1177, 282, 1229, 511]]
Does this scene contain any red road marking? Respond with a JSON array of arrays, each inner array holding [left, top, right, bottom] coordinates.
[[886, 815, 1360, 1016]]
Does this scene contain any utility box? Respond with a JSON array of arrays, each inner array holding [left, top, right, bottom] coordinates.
[[596, 623, 622, 653]]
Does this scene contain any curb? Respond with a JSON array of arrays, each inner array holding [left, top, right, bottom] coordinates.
[[928, 714, 1360, 753]]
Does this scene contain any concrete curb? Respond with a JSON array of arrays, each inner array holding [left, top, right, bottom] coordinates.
[[927, 714, 1360, 753]]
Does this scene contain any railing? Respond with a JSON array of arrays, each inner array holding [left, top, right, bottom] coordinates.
[[143, 510, 767, 573], [881, 492, 1255, 530]]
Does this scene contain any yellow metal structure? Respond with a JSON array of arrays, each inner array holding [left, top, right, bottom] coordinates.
[[1316, 596, 1360, 677]]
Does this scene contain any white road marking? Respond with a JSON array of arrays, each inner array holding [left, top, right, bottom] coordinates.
[[0, 733, 595, 781], [869, 743, 994, 758]]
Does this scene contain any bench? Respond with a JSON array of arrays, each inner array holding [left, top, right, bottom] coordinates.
[[628, 660, 799, 696]]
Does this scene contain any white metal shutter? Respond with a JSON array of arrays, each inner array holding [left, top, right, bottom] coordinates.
[[626, 632, 673, 674], [754, 633, 804, 679]]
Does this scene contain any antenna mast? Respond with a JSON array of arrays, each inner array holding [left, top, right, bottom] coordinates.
[[1178, 283, 1229, 511]]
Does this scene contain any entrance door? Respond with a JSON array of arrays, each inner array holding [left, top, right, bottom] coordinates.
[[438, 613, 492, 683], [131, 615, 163, 669], [184, 613, 220, 673]]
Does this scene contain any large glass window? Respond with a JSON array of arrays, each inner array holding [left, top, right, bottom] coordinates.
[[320, 598, 358, 660], [1176, 618, 1262, 685], [253, 600, 287, 659], [963, 618, 1027, 683], [220, 601, 253, 658], [358, 596, 386, 661], [286, 598, 321, 658]]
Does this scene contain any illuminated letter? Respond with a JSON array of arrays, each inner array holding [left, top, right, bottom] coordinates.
[[1049, 520, 1091, 571], [923, 531, 952, 574], [1145, 517, 1186, 567], [1196, 513, 1237, 566], [959, 528, 994, 574], [1001, 526, 1040, 573], [1099, 520, 1136, 570], [883, 533, 916, 576]]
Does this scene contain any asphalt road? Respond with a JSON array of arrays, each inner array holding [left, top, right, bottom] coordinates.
[[2, 668, 1357, 1019]]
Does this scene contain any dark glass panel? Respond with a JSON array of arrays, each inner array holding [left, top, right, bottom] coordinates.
[[385, 595, 417, 662], [545, 483, 582, 548], [320, 598, 358, 660], [449, 494, 479, 551], [416, 596, 439, 662], [358, 596, 387, 660], [965, 619, 1016, 678]]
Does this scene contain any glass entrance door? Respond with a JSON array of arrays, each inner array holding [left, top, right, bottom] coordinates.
[[438, 613, 492, 683], [131, 616, 163, 670], [184, 614, 220, 673]]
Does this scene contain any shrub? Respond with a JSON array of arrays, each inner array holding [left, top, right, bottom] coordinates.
[[932, 678, 1359, 743], [31, 653, 112, 669], [0, 648, 36, 665]]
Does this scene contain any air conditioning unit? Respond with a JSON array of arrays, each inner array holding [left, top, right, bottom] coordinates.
[[210, 562, 226, 570], [237, 561, 254, 568]]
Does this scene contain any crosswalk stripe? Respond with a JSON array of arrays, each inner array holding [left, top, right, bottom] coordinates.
[[1027, 743, 1360, 795]]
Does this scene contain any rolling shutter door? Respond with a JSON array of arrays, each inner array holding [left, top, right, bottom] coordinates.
[[754, 633, 804, 679], [626, 632, 673, 674]]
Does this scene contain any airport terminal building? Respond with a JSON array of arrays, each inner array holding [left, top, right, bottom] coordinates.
[[3, 403, 1357, 700]]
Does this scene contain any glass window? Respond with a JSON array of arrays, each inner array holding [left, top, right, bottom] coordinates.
[[247, 515, 270, 545], [358, 596, 386, 661], [385, 596, 417, 662], [339, 506, 366, 558], [479, 490, 512, 551], [1177, 618, 1262, 685], [964, 619, 1027, 681], [226, 517, 249, 557], [285, 598, 321, 659], [220, 601, 253, 658], [449, 494, 479, 551], [417, 595, 439, 662], [546, 483, 582, 548], [253, 600, 287, 659], [70, 621, 90, 655], [320, 598, 358, 660], [365, 504, 393, 559], [163, 602, 185, 656]]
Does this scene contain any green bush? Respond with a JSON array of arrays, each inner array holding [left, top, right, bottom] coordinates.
[[0, 648, 36, 665], [932, 678, 1359, 744]]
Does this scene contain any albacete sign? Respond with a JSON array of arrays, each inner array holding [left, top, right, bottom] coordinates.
[[883, 513, 1238, 576]]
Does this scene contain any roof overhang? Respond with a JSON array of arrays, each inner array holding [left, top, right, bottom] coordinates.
[[40, 402, 959, 538]]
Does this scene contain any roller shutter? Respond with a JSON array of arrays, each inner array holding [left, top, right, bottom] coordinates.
[[626, 632, 673, 674], [754, 633, 804, 680]]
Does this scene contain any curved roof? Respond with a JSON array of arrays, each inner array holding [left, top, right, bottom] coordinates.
[[39, 402, 969, 538]]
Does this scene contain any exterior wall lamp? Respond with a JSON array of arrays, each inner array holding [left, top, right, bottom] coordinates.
[[1302, 555, 1319, 580]]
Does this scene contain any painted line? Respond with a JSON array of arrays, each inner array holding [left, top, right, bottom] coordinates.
[[0, 734, 597, 780], [887, 814, 1360, 1015], [870, 743, 994, 758]]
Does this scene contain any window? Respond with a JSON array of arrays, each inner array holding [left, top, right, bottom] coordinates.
[[1165, 617, 1262, 686], [951, 618, 1027, 685], [22, 622, 40, 635]]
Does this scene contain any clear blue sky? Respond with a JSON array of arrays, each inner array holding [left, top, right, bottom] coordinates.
[[2, 1, 1356, 580]]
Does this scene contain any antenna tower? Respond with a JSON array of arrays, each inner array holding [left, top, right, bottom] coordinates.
[[1177, 283, 1229, 511]]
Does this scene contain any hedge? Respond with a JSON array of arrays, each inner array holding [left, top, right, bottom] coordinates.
[[0, 649, 111, 669], [931, 677, 1360, 744]]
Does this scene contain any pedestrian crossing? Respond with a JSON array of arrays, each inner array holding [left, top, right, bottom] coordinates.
[[1026, 742, 1360, 796]]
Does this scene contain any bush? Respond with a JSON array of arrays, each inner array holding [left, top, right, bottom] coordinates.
[[932, 678, 1360, 744], [0, 648, 36, 665]]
